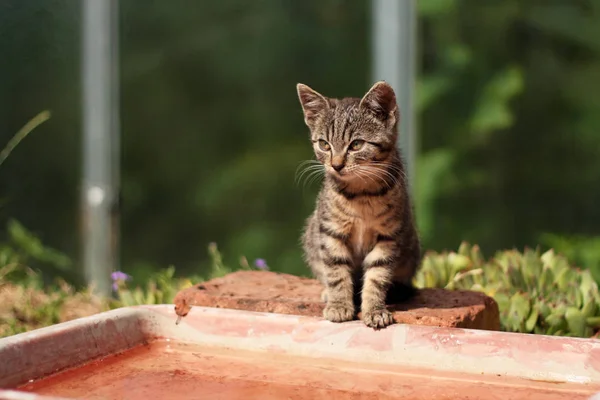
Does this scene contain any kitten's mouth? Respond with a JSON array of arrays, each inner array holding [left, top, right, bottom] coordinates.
[[328, 167, 346, 176], [328, 168, 354, 181]]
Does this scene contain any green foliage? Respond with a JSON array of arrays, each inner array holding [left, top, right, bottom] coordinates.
[[109, 242, 258, 307], [0, 219, 73, 287], [109, 266, 194, 308], [0, 217, 104, 338], [0, 217, 266, 337], [539, 233, 600, 283], [415, 242, 600, 337], [206, 242, 233, 280], [0, 254, 104, 338], [0, 110, 51, 168], [7, 219, 72, 272], [414, 1, 600, 255], [468, 66, 523, 139]]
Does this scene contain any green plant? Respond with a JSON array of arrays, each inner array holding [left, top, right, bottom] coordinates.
[[0, 110, 51, 168], [415, 242, 600, 337], [0, 110, 104, 338], [0, 218, 105, 338], [540, 233, 600, 282], [0, 265, 106, 338], [206, 242, 233, 279], [110, 242, 264, 306], [0, 219, 75, 290], [109, 266, 196, 307], [0, 111, 72, 284], [1, 231, 272, 338]]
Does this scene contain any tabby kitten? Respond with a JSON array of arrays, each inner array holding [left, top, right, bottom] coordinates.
[[296, 81, 421, 329]]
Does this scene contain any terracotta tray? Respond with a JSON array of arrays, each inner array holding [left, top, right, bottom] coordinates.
[[1, 305, 600, 399]]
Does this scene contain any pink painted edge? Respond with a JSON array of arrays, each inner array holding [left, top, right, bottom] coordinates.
[[0, 390, 71, 400], [1, 305, 600, 393], [138, 305, 600, 385]]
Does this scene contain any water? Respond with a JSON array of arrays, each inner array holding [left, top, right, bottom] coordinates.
[[19, 340, 596, 400]]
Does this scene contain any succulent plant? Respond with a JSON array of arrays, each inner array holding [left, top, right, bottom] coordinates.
[[414, 242, 600, 338]]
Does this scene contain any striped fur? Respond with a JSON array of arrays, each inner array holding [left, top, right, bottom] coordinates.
[[296, 81, 421, 329]]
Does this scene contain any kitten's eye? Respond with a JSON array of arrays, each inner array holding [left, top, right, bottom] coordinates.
[[349, 140, 365, 151], [318, 140, 331, 151]]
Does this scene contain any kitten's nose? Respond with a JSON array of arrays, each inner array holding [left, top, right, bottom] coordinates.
[[331, 155, 344, 172]]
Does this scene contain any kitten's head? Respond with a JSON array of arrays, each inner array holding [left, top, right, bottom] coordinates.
[[296, 82, 399, 184]]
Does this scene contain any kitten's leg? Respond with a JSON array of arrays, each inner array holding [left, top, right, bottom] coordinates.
[[319, 234, 355, 322], [304, 214, 354, 322], [361, 243, 395, 329], [322, 260, 355, 322], [303, 214, 330, 303], [311, 265, 329, 303], [309, 261, 329, 303]]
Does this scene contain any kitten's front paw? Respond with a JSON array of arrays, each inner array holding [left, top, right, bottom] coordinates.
[[362, 308, 394, 329], [320, 289, 328, 303], [323, 303, 354, 323]]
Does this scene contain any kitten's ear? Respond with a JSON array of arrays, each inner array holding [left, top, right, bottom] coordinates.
[[359, 81, 398, 124], [296, 83, 329, 128]]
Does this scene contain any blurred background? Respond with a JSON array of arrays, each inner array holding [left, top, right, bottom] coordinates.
[[2, 0, 600, 292]]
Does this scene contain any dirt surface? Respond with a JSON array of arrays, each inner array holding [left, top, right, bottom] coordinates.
[[173, 271, 500, 330], [0, 283, 106, 338], [19, 340, 598, 400]]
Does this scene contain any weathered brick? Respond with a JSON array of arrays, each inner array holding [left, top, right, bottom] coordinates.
[[174, 271, 500, 331]]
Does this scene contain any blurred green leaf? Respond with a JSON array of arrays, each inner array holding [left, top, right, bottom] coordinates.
[[415, 149, 455, 244], [7, 219, 72, 272], [469, 66, 524, 139], [418, 0, 456, 17], [416, 75, 454, 112]]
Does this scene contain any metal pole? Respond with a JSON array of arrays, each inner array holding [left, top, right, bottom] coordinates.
[[109, 0, 121, 290], [372, 0, 417, 189], [82, 0, 120, 296]]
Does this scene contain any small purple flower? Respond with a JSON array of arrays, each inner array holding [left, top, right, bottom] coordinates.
[[254, 258, 269, 270], [111, 271, 130, 281], [111, 271, 131, 291]]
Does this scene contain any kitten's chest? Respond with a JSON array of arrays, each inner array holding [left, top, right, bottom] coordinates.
[[349, 219, 376, 259], [348, 202, 382, 260]]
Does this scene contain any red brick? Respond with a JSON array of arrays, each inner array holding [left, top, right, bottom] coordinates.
[[174, 271, 500, 331]]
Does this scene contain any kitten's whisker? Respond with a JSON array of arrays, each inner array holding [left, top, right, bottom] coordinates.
[[354, 168, 380, 186], [347, 164, 388, 188], [357, 165, 394, 189], [301, 170, 324, 189], [305, 168, 325, 188], [370, 161, 407, 181], [297, 165, 322, 179], [295, 160, 320, 172], [295, 160, 322, 184], [352, 169, 371, 185], [360, 165, 390, 183], [298, 162, 325, 188], [366, 162, 406, 178], [296, 164, 324, 186]]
